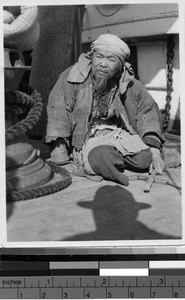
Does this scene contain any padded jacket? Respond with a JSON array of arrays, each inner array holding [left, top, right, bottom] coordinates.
[[46, 53, 165, 150]]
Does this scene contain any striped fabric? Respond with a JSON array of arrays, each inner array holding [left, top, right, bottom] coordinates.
[[4, 6, 40, 50]]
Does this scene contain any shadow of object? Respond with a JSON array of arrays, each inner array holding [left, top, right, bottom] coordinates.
[[6, 157, 17, 221], [63, 185, 181, 241], [7, 203, 14, 221]]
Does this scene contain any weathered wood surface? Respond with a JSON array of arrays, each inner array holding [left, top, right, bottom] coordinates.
[[6, 136, 182, 242], [7, 165, 181, 242]]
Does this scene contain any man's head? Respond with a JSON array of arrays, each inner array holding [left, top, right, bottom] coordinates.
[[91, 33, 130, 63], [90, 34, 130, 91]]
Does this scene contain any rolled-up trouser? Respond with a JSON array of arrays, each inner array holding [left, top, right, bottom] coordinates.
[[88, 145, 152, 186]]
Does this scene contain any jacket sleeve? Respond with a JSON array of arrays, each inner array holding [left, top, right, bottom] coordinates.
[[126, 79, 165, 149], [45, 67, 76, 141]]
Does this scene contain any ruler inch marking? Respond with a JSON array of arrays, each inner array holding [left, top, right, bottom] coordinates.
[[83, 286, 85, 299], [16, 285, 19, 299], [172, 285, 174, 298], [2, 274, 185, 298], [39, 285, 41, 299], [52, 276, 53, 288]]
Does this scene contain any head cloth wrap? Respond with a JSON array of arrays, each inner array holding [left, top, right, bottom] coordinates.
[[91, 34, 130, 62]]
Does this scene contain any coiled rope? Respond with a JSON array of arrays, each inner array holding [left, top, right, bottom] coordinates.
[[7, 161, 72, 202], [6, 90, 43, 141], [6, 90, 72, 202]]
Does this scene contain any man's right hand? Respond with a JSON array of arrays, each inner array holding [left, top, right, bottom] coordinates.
[[149, 147, 165, 175]]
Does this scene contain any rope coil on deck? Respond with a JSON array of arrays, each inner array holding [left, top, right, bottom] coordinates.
[[7, 161, 72, 202], [5, 90, 43, 141], [6, 90, 72, 202]]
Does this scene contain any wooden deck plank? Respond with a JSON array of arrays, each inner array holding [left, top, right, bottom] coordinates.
[[6, 138, 182, 243], [7, 171, 181, 241]]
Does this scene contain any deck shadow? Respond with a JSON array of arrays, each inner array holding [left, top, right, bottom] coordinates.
[[63, 185, 181, 241]]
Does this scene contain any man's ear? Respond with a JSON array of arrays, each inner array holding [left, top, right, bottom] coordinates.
[[114, 64, 123, 79], [87, 50, 94, 58]]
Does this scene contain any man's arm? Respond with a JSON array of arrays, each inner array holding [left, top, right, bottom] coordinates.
[[128, 79, 166, 174], [45, 67, 75, 141]]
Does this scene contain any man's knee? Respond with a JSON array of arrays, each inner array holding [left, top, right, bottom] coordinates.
[[88, 146, 152, 173], [134, 149, 152, 169], [88, 145, 112, 172]]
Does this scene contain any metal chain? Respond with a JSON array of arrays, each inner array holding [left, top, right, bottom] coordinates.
[[163, 34, 175, 131]]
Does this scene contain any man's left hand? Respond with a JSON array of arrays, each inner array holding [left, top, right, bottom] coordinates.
[[149, 147, 165, 175]]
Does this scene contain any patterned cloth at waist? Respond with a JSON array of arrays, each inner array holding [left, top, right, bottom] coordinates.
[[88, 114, 123, 138]]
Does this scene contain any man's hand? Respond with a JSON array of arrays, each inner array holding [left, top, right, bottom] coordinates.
[[149, 147, 165, 175]]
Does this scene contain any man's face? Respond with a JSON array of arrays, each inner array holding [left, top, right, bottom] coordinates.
[[91, 49, 122, 81]]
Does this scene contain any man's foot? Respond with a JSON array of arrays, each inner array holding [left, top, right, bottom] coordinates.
[[85, 174, 104, 182], [48, 159, 104, 182], [62, 163, 104, 182], [61, 162, 78, 174]]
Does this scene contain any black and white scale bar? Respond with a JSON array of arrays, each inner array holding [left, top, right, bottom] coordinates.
[[149, 260, 185, 276], [100, 261, 149, 276], [2, 254, 185, 261], [0, 269, 99, 277], [2, 260, 185, 277], [50, 269, 99, 276], [150, 269, 185, 276], [49, 261, 99, 276], [50, 261, 99, 275], [0, 261, 99, 277], [0, 261, 49, 270]]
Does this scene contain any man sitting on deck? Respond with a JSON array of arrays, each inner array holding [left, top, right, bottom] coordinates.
[[45, 33, 165, 186]]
